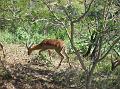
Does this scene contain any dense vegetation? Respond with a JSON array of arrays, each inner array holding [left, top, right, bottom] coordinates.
[[0, 0, 120, 89]]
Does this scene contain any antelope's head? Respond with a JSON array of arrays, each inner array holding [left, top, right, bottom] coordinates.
[[26, 43, 33, 55]]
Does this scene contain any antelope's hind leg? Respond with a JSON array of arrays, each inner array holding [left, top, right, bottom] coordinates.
[[55, 49, 64, 69], [63, 48, 71, 68]]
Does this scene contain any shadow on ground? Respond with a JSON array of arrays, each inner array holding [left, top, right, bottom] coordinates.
[[0, 58, 81, 89]]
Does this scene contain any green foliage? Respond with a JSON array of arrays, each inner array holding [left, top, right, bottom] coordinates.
[[0, 0, 120, 88]]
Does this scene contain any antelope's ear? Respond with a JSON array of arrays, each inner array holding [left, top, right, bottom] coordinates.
[[29, 43, 33, 48]]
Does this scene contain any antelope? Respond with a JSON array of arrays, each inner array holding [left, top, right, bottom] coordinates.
[[0, 43, 5, 58], [111, 59, 120, 71], [26, 39, 71, 69]]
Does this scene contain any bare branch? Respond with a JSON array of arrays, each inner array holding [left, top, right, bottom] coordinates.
[[62, 7, 72, 21], [41, 0, 71, 40], [72, 0, 95, 23], [99, 36, 120, 61], [41, 0, 59, 21]]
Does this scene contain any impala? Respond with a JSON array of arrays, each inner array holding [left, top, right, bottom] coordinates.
[[0, 43, 5, 58], [111, 59, 120, 71], [26, 39, 71, 69]]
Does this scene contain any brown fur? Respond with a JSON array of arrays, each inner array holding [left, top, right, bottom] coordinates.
[[30, 39, 65, 51], [26, 39, 71, 69]]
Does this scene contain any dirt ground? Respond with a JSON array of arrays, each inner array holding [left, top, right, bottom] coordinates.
[[0, 44, 81, 89]]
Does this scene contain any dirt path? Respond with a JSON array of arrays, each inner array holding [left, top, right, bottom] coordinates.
[[0, 44, 79, 89], [3, 44, 29, 65]]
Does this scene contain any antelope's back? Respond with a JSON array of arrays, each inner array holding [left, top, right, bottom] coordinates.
[[40, 39, 65, 48]]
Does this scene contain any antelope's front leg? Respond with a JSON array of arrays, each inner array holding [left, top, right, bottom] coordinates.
[[2, 48, 6, 58], [48, 49, 52, 61], [63, 48, 71, 68]]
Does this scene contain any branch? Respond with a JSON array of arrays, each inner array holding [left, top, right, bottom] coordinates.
[[72, 0, 95, 23], [98, 36, 120, 61], [69, 21, 87, 71], [62, 7, 72, 21], [108, 42, 120, 57], [41, 0, 71, 40], [41, 0, 60, 21], [83, 32, 97, 57]]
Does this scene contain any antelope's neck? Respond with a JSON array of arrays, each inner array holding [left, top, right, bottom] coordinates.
[[31, 44, 41, 50]]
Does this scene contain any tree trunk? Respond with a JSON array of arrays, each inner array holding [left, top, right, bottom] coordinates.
[[85, 63, 97, 89]]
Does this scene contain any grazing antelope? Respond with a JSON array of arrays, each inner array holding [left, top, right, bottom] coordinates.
[[26, 39, 71, 69], [111, 59, 120, 71], [0, 43, 5, 58]]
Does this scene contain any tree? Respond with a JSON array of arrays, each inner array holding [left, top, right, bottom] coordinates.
[[42, 0, 120, 89]]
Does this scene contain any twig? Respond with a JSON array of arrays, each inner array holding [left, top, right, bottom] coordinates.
[[72, 0, 95, 23], [98, 36, 120, 61]]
